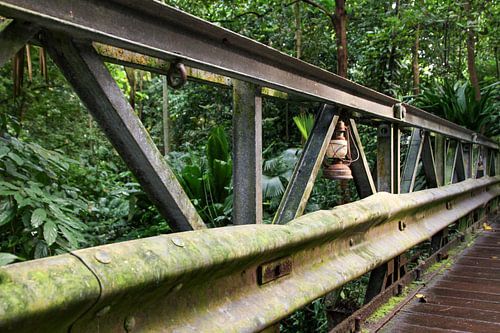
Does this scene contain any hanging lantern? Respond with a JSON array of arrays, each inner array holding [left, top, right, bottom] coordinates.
[[323, 120, 353, 180]]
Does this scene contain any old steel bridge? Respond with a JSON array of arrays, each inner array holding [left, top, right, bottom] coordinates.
[[0, 1, 499, 332]]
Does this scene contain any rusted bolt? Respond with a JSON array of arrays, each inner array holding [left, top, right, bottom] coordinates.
[[415, 268, 422, 281], [396, 283, 403, 296], [354, 316, 362, 333], [124, 316, 136, 332], [393, 103, 406, 120], [167, 61, 187, 89], [398, 221, 406, 231], [171, 237, 185, 247], [349, 238, 355, 247], [95, 305, 111, 318], [94, 250, 112, 264]]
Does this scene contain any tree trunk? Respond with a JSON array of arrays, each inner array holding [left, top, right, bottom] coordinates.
[[334, 0, 347, 78], [464, 0, 481, 101], [162, 76, 171, 155], [412, 24, 420, 95], [294, 1, 302, 59]]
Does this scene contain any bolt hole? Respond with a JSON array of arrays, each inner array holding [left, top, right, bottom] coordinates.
[[398, 221, 406, 231]]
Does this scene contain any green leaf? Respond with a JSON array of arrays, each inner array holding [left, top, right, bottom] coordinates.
[[31, 208, 47, 227], [7, 151, 24, 166], [43, 220, 58, 246], [0, 146, 10, 158], [0, 253, 24, 266], [0, 200, 16, 226]]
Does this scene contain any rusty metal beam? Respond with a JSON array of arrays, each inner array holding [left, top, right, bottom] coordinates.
[[94, 43, 288, 100], [401, 129, 423, 193], [421, 132, 439, 188], [455, 143, 466, 182], [44, 34, 206, 232], [273, 106, 338, 224], [0, 19, 38, 66], [0, 0, 496, 149], [349, 119, 376, 198], [376, 124, 394, 193], [1, 177, 497, 332], [232, 80, 263, 225]]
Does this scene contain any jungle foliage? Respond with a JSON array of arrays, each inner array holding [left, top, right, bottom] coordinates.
[[0, 0, 498, 331]]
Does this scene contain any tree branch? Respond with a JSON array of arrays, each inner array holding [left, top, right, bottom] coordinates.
[[212, 1, 300, 24]]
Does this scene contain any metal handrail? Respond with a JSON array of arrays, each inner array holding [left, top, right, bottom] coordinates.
[[1, 177, 498, 332], [0, 0, 497, 148]]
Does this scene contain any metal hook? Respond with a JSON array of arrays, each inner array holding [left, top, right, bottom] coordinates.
[[167, 61, 187, 89]]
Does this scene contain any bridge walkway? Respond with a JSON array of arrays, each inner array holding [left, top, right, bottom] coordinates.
[[378, 216, 500, 332]]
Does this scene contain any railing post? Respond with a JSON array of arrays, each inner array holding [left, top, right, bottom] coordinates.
[[365, 123, 399, 303], [232, 80, 263, 225], [392, 125, 401, 194], [376, 124, 393, 193]]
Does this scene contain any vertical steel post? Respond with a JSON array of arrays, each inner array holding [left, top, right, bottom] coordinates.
[[232, 80, 263, 225], [392, 125, 401, 194], [365, 123, 397, 304], [376, 124, 393, 193]]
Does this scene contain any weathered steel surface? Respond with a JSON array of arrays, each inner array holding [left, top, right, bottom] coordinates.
[[232, 80, 263, 225], [401, 129, 423, 193], [44, 35, 206, 231], [94, 43, 288, 99], [421, 132, 439, 188], [0, 254, 100, 333], [0, 19, 38, 66], [0, 177, 497, 332], [273, 106, 338, 224], [349, 119, 377, 198], [379, 217, 500, 333], [0, 1, 497, 149], [376, 124, 394, 193]]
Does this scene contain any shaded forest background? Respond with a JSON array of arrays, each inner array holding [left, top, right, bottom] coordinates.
[[0, 0, 498, 330]]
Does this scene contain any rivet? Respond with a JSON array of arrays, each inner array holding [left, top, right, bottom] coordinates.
[[94, 250, 112, 264], [95, 305, 111, 318], [171, 237, 185, 247], [124, 316, 136, 332]]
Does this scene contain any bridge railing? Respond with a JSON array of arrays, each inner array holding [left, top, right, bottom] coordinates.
[[0, 1, 499, 332]]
